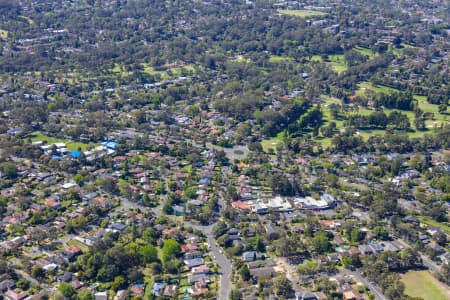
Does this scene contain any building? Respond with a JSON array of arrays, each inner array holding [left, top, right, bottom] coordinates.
[[95, 291, 108, 300], [242, 251, 257, 262], [295, 291, 318, 300]]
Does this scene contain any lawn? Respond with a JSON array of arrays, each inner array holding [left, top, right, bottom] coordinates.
[[327, 54, 347, 73], [112, 64, 132, 76], [141, 64, 196, 80], [261, 132, 285, 153], [67, 239, 90, 253], [309, 54, 346, 73], [30, 132, 96, 151], [321, 95, 345, 127], [310, 55, 323, 62], [19, 15, 34, 25], [356, 82, 448, 128], [353, 46, 375, 58], [232, 55, 252, 64], [417, 216, 450, 234], [278, 9, 327, 18], [402, 270, 450, 300], [356, 82, 397, 97], [111, 63, 197, 80], [269, 55, 294, 63], [0, 29, 8, 39]]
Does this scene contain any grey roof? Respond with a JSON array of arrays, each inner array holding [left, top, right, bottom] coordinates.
[[296, 291, 318, 300], [110, 223, 127, 231], [184, 257, 204, 268], [249, 267, 275, 278]]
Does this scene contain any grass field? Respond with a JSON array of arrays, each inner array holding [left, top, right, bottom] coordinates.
[[356, 82, 396, 96], [278, 9, 327, 18], [261, 132, 285, 152], [328, 54, 347, 73], [141, 64, 196, 80], [112, 64, 132, 76], [402, 271, 450, 300], [19, 15, 34, 25], [0, 29, 8, 39], [309, 54, 346, 73], [353, 46, 376, 58], [269, 55, 294, 63], [232, 55, 252, 64], [112, 63, 196, 80], [310, 55, 323, 62], [30, 132, 96, 151], [356, 82, 449, 128]]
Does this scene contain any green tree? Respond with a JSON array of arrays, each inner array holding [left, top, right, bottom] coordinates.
[[142, 227, 160, 245], [111, 275, 125, 291], [239, 264, 250, 281], [374, 226, 389, 240], [161, 239, 181, 263], [350, 228, 364, 243], [229, 289, 243, 300], [31, 266, 45, 280], [311, 232, 332, 254], [438, 103, 447, 114], [59, 282, 76, 298], [273, 275, 292, 297], [316, 276, 337, 298], [1, 162, 17, 178], [73, 174, 84, 186], [140, 244, 158, 263], [77, 289, 94, 300]]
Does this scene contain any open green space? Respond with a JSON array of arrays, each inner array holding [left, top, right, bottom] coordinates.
[[232, 55, 252, 64], [30, 132, 96, 151], [327, 54, 347, 73], [356, 82, 397, 96], [321, 95, 345, 126], [402, 270, 450, 300], [392, 43, 417, 56], [67, 239, 90, 253], [269, 55, 294, 63], [19, 15, 34, 25], [417, 216, 450, 234], [356, 82, 448, 127], [112, 64, 133, 76], [278, 9, 327, 18], [261, 132, 285, 153], [310, 55, 323, 62], [353, 46, 375, 58], [0, 29, 8, 39], [141, 63, 196, 80], [111, 63, 197, 80]]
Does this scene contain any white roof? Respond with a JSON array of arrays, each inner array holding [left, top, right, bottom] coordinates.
[[62, 182, 77, 189], [53, 142, 66, 148]]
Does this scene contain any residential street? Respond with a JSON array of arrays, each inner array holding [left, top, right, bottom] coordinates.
[[341, 269, 387, 300], [152, 196, 233, 300], [188, 223, 232, 300], [394, 238, 441, 273]]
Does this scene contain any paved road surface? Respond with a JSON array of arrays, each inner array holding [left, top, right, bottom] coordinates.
[[342, 269, 387, 300], [394, 238, 441, 273], [148, 158, 233, 300], [188, 223, 232, 300], [153, 206, 233, 300]]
